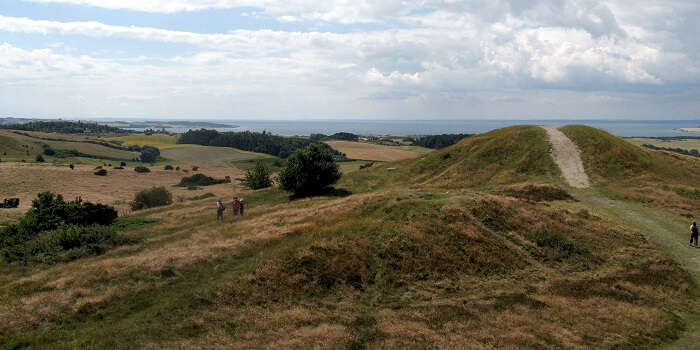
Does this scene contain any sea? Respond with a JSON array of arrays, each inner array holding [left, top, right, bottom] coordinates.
[[122, 119, 700, 138]]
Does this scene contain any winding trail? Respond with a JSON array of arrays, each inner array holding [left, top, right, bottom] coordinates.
[[541, 126, 591, 188]]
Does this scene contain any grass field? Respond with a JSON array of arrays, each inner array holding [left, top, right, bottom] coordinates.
[[325, 140, 429, 161], [162, 146, 268, 166], [1, 125, 699, 349], [628, 137, 700, 151], [102, 134, 182, 149]]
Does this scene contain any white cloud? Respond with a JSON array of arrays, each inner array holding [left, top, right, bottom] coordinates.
[[1, 0, 699, 119]]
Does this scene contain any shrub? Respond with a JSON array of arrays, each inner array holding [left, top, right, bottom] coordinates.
[[134, 166, 150, 173], [113, 166, 124, 170], [42, 145, 56, 156], [187, 186, 200, 190], [164, 165, 174, 170], [241, 161, 273, 190], [139, 146, 160, 163], [177, 173, 228, 187], [95, 166, 103, 170], [69, 164, 74, 170], [4, 225, 134, 264], [0, 192, 117, 250], [176, 166, 181, 171], [35, 154, 45, 162], [94, 169, 108, 176], [131, 187, 173, 211], [192, 166, 199, 171], [120, 161, 127, 167], [278, 144, 341, 197]]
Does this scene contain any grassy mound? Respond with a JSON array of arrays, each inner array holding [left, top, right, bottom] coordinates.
[[344, 126, 560, 191]]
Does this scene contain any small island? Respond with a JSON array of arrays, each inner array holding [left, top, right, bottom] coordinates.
[[678, 127, 700, 133]]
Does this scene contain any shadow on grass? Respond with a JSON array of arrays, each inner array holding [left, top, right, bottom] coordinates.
[[288, 187, 353, 200]]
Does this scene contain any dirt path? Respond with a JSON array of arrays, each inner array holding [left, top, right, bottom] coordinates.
[[541, 126, 590, 188]]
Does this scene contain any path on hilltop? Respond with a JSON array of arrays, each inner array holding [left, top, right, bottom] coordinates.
[[541, 126, 590, 188]]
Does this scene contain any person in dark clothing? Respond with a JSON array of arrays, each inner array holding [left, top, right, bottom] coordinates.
[[216, 200, 225, 221], [239, 198, 244, 216], [232, 197, 240, 216], [691, 222, 699, 247]]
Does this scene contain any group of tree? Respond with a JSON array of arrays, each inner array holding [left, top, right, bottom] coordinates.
[[2, 121, 128, 134], [0, 192, 129, 263], [642, 144, 700, 158], [178, 129, 340, 159], [408, 134, 472, 149]]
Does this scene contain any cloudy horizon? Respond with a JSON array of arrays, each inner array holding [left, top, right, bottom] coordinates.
[[1, 1, 699, 120]]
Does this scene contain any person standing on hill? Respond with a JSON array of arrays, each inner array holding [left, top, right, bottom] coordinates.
[[239, 198, 245, 216], [232, 197, 240, 216], [216, 200, 225, 221], [691, 222, 699, 247]]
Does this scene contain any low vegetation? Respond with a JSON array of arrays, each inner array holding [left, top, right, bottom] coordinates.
[[642, 143, 700, 158], [408, 133, 472, 149], [139, 145, 160, 163], [94, 169, 108, 176], [279, 143, 341, 197], [134, 166, 151, 173], [131, 187, 173, 211], [177, 173, 231, 187], [240, 161, 273, 190], [500, 184, 575, 202]]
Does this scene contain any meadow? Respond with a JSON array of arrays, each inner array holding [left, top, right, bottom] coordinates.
[[1, 125, 699, 349], [324, 140, 430, 161]]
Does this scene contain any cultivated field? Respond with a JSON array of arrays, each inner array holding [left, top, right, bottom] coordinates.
[[102, 134, 181, 149], [162, 146, 268, 166], [325, 140, 429, 161], [628, 137, 700, 151], [0, 162, 241, 215]]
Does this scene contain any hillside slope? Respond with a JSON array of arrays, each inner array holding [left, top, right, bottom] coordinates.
[[1, 125, 698, 349]]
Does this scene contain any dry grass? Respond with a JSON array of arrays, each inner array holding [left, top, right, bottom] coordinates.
[[0, 162, 239, 213], [325, 140, 424, 161]]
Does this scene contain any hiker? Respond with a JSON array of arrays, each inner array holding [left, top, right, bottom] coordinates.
[[216, 200, 225, 221], [232, 197, 240, 216], [239, 198, 245, 216], [691, 222, 699, 247]]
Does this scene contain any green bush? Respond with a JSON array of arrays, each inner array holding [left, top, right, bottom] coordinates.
[[4, 225, 134, 264], [241, 161, 273, 190], [35, 154, 45, 162], [134, 166, 150, 173], [192, 166, 199, 171], [42, 145, 56, 156], [278, 144, 341, 197], [0, 192, 118, 250], [140, 145, 160, 163], [94, 169, 108, 176], [164, 165, 174, 170], [177, 173, 228, 187], [120, 161, 127, 167], [131, 186, 173, 211]]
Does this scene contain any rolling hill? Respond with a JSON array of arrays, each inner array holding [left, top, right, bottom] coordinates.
[[1, 125, 699, 349]]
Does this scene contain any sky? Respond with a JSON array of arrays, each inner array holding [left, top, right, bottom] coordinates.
[[0, 0, 699, 120]]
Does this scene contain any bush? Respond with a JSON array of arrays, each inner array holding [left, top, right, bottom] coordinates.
[[0, 192, 117, 250], [187, 186, 200, 190], [192, 166, 199, 171], [94, 169, 108, 176], [95, 166, 103, 170], [120, 161, 127, 167], [140, 146, 160, 163], [113, 166, 124, 170], [42, 145, 56, 156], [177, 173, 228, 187], [134, 166, 150, 173], [278, 144, 341, 197], [241, 161, 273, 190], [131, 187, 173, 211], [35, 154, 45, 162], [164, 165, 174, 170], [69, 164, 74, 170], [5, 225, 134, 264]]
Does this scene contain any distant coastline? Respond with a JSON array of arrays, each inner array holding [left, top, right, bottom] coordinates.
[[103, 121, 239, 129], [677, 127, 700, 133]]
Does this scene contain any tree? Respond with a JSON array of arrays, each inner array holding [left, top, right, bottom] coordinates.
[[241, 161, 273, 190], [131, 187, 173, 210], [278, 144, 341, 197], [140, 146, 160, 163]]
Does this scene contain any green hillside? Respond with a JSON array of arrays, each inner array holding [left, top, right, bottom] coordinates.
[[1, 125, 698, 349]]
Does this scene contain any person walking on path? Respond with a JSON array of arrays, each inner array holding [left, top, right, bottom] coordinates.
[[216, 200, 225, 221], [233, 197, 241, 216], [239, 198, 245, 216], [691, 222, 699, 247]]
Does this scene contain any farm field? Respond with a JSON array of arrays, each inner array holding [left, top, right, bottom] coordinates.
[[162, 146, 269, 166], [628, 137, 700, 151], [324, 140, 430, 161], [102, 134, 181, 150], [0, 162, 240, 215]]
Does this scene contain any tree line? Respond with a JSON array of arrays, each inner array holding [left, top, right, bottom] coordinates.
[[407, 134, 472, 149], [642, 144, 700, 158], [3, 121, 128, 134], [178, 129, 340, 158]]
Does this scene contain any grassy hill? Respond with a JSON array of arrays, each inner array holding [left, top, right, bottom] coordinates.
[[1, 125, 698, 349]]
